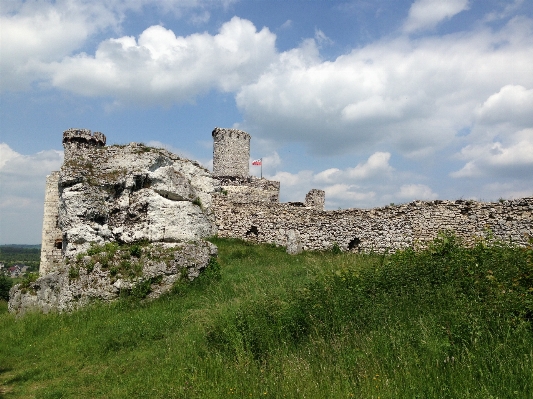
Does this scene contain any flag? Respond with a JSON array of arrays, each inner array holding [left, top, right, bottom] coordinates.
[[252, 159, 262, 166]]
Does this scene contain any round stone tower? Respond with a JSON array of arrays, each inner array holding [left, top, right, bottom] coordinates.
[[62, 128, 106, 160], [212, 127, 250, 177]]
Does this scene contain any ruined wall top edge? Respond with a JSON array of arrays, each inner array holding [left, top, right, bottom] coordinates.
[[63, 128, 106, 147], [212, 127, 251, 141], [217, 176, 280, 190]]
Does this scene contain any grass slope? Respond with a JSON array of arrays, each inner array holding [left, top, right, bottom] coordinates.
[[1, 235, 532, 398]]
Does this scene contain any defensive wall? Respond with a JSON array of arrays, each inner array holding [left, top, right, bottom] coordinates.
[[217, 176, 281, 203], [39, 127, 533, 274], [213, 196, 533, 253]]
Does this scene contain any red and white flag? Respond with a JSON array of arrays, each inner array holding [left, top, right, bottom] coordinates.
[[252, 159, 262, 166]]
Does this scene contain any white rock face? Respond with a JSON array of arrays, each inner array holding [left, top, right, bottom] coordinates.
[[9, 137, 221, 314], [58, 143, 217, 259]]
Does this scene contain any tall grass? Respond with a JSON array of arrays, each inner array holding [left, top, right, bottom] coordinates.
[[1, 234, 532, 398]]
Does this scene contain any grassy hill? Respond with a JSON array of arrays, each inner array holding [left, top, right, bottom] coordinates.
[[1, 235, 532, 398]]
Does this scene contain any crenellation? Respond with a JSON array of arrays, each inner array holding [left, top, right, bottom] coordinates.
[[212, 127, 250, 178], [62, 128, 106, 160]]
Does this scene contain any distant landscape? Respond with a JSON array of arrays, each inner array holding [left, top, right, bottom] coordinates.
[[0, 245, 40, 273]]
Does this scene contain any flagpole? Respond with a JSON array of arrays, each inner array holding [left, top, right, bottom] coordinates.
[[261, 158, 263, 179]]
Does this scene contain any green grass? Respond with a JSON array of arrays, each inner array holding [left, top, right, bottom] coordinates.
[[1, 235, 532, 398]]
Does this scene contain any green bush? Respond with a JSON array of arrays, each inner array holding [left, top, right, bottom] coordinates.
[[0, 274, 13, 301]]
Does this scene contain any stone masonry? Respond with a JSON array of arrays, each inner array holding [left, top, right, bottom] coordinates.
[[305, 189, 325, 210], [213, 197, 533, 253], [39, 172, 63, 275], [212, 127, 250, 178]]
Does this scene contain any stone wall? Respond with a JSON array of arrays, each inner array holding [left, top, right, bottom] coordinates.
[[212, 127, 250, 178], [217, 176, 280, 203], [213, 197, 533, 252], [62, 128, 106, 160], [39, 172, 63, 275], [305, 189, 325, 210]]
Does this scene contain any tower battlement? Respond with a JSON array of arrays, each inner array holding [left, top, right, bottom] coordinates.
[[212, 127, 250, 178], [63, 128, 106, 159]]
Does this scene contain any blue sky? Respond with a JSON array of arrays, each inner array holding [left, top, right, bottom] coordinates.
[[1, 0, 532, 244]]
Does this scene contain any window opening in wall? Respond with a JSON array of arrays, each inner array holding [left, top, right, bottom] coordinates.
[[246, 225, 259, 236], [460, 207, 472, 216], [54, 239, 63, 250], [348, 237, 361, 250]]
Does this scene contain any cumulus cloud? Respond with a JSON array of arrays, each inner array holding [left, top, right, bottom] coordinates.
[[0, 144, 63, 244], [48, 17, 277, 105], [0, 0, 238, 91], [237, 16, 533, 156], [314, 152, 393, 183], [403, 0, 470, 33], [474, 85, 533, 127], [264, 151, 436, 209], [324, 184, 376, 207], [397, 184, 438, 200], [451, 128, 533, 178]]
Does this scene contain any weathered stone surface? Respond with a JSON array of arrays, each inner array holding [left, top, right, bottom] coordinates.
[[11, 129, 220, 314], [40, 172, 63, 275], [305, 189, 325, 211], [58, 142, 217, 259], [212, 127, 250, 178], [9, 241, 217, 314], [214, 197, 533, 253], [286, 230, 302, 255], [216, 176, 280, 203]]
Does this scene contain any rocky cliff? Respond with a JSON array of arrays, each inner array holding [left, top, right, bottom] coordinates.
[[58, 141, 217, 259], [9, 131, 219, 314]]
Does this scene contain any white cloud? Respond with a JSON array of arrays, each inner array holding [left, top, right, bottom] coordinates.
[[237, 17, 533, 156], [324, 184, 376, 208], [0, 144, 63, 244], [0, 0, 116, 90], [480, 181, 532, 200], [475, 85, 533, 127], [314, 152, 393, 183], [0, 143, 20, 169], [403, 0, 470, 33], [264, 152, 435, 209], [0, 0, 239, 91], [314, 29, 333, 47], [397, 184, 438, 200], [451, 128, 533, 178], [48, 17, 277, 105], [280, 20, 292, 30]]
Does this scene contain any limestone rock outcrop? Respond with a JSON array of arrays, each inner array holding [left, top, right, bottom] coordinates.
[[9, 129, 220, 314], [58, 141, 217, 259], [9, 241, 217, 314]]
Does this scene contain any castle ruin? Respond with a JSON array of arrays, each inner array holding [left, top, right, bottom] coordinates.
[[38, 127, 533, 274], [9, 126, 532, 313]]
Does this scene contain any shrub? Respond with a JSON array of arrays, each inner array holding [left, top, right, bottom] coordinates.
[[129, 244, 142, 258], [0, 274, 13, 301], [68, 267, 80, 280]]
